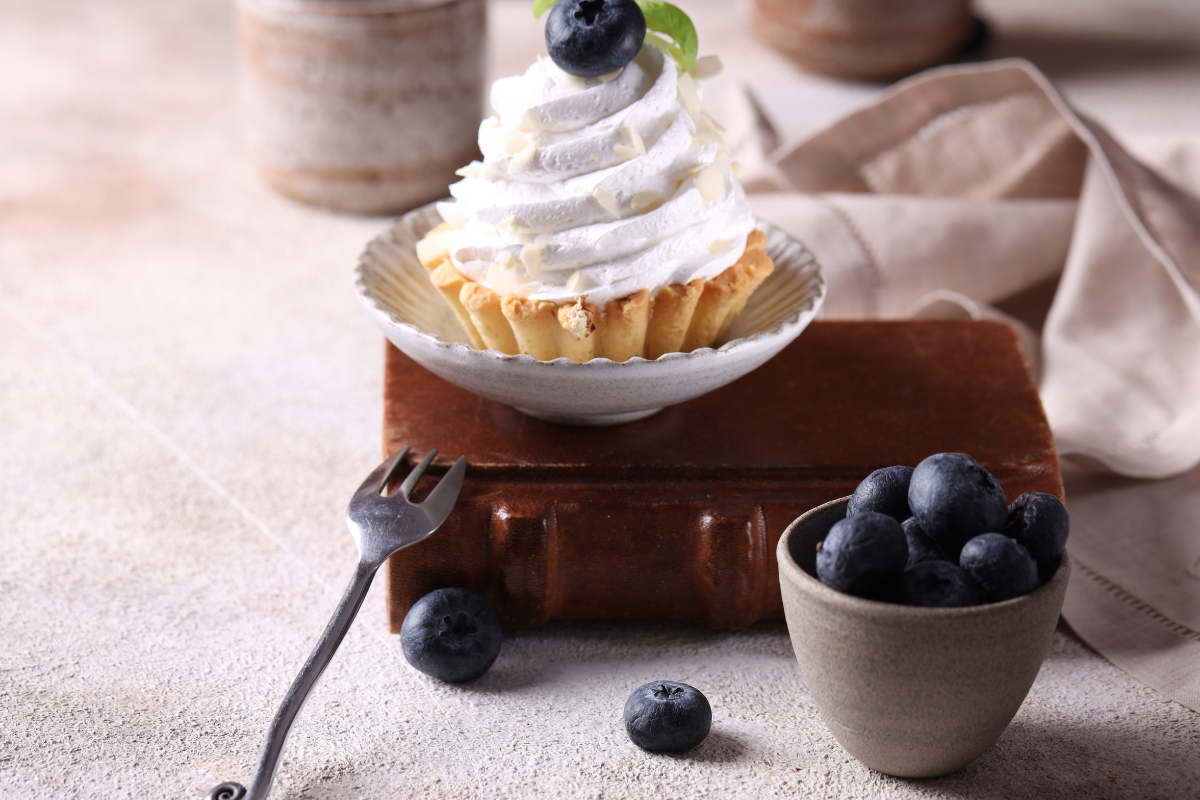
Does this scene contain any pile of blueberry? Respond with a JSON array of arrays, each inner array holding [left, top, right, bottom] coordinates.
[[816, 453, 1069, 607]]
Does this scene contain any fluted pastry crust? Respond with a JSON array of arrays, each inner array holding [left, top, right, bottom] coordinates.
[[418, 226, 773, 363]]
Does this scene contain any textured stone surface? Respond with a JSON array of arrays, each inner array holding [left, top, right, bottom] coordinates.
[[2, 1, 1199, 798]]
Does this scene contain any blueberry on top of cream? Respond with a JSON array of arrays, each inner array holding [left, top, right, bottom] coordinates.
[[546, 0, 647, 78]]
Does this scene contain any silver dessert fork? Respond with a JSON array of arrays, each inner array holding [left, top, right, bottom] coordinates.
[[206, 446, 467, 800]]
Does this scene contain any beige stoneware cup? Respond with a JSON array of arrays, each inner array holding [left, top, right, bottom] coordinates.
[[747, 0, 977, 81], [777, 497, 1070, 777], [237, 0, 486, 214]]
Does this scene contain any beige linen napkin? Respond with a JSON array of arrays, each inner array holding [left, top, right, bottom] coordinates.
[[720, 59, 1200, 710]]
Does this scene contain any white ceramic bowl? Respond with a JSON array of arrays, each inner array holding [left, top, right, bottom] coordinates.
[[354, 203, 826, 426]]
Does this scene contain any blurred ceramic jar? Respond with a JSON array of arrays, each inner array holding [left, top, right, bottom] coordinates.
[[237, 0, 485, 214], [748, 0, 977, 82]]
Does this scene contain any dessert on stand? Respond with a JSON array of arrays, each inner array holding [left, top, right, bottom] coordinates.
[[356, 0, 825, 423]]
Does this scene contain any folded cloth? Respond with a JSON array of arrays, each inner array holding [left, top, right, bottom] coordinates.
[[714, 58, 1200, 711], [725, 58, 1200, 480]]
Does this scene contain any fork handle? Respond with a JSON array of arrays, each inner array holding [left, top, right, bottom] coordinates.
[[207, 561, 377, 800]]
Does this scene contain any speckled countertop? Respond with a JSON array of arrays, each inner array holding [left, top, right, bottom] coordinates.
[[2, 1, 1199, 798]]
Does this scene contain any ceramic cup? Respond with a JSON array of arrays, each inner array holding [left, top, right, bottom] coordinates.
[[777, 497, 1070, 777], [237, 0, 486, 214], [747, 0, 977, 81]]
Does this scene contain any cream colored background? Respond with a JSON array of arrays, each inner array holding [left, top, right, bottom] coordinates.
[[2, 1, 1198, 798]]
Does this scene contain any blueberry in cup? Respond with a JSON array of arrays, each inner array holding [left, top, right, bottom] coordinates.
[[896, 560, 982, 607], [815, 511, 908, 600], [820, 453, 1070, 607], [959, 533, 1040, 603], [908, 452, 1008, 557], [1003, 491, 1070, 582], [847, 465, 914, 522], [901, 516, 951, 568]]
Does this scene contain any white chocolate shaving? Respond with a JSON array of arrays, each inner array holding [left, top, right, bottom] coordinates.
[[626, 125, 646, 155], [591, 186, 621, 218], [690, 55, 724, 81], [565, 270, 593, 293], [613, 144, 640, 161], [694, 163, 724, 201], [520, 243, 543, 276], [696, 110, 726, 134], [454, 163, 485, 178], [707, 238, 733, 254], [630, 190, 665, 213], [731, 161, 744, 178], [677, 72, 701, 116]]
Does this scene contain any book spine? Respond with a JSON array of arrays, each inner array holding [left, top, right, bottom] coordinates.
[[385, 482, 833, 630]]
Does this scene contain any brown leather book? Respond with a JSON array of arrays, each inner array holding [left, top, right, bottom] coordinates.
[[381, 320, 1061, 630]]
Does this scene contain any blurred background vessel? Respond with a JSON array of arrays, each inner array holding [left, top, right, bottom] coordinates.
[[236, 0, 486, 214]]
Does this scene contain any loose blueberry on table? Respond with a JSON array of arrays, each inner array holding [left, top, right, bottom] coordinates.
[[545, 0, 647, 78], [400, 587, 503, 683], [623, 680, 712, 752], [815, 452, 1069, 607]]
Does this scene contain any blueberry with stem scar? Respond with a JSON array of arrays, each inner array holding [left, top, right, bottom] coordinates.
[[545, 0, 647, 78], [400, 587, 502, 683], [623, 680, 712, 752]]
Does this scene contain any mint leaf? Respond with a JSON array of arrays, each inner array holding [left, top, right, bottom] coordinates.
[[533, 0, 557, 18], [635, 1, 698, 72]]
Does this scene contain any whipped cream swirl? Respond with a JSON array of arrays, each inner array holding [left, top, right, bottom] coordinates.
[[428, 45, 754, 308]]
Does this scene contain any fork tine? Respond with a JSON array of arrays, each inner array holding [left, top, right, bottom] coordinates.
[[355, 445, 410, 497], [397, 449, 438, 499], [419, 456, 467, 529], [378, 446, 414, 493]]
